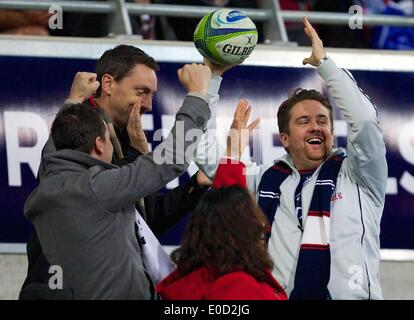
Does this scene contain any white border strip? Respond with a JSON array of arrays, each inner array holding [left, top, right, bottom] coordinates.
[[2, 243, 414, 262], [380, 249, 414, 262], [162, 247, 414, 262], [0, 35, 414, 72], [0, 243, 26, 254]]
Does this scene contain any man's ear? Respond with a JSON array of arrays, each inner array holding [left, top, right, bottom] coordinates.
[[279, 132, 289, 150], [94, 135, 104, 155], [101, 74, 115, 96]]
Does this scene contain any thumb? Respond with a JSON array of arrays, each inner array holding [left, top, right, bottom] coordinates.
[[302, 57, 311, 66], [177, 68, 183, 80], [247, 118, 261, 132]]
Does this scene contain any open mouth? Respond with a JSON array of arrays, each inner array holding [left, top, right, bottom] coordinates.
[[306, 137, 323, 145]]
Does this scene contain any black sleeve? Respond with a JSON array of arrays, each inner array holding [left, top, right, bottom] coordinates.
[[144, 173, 209, 237], [114, 146, 143, 167], [124, 146, 142, 163]]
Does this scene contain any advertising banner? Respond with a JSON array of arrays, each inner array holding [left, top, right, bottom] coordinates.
[[1, 47, 413, 252]]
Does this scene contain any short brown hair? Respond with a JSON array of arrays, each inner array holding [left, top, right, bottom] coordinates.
[[95, 45, 159, 97], [51, 104, 106, 154], [277, 88, 333, 134], [171, 186, 273, 282]]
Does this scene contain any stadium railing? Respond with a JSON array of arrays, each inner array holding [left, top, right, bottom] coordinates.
[[1, 0, 414, 44]]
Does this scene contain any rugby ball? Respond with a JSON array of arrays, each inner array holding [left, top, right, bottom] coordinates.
[[193, 8, 258, 65]]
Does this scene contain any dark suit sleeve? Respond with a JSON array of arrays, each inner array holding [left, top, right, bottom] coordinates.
[[119, 147, 208, 237], [113, 146, 142, 167], [123, 146, 142, 164], [144, 173, 208, 237], [112, 118, 207, 236]]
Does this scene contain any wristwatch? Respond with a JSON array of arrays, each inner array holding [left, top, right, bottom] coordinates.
[[318, 56, 329, 67]]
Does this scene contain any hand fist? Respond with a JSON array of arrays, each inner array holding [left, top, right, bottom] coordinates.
[[67, 72, 100, 103], [25, 10, 52, 26], [177, 63, 211, 94], [3, 25, 49, 36]]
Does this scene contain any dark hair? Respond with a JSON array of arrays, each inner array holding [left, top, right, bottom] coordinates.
[[51, 104, 106, 154], [171, 186, 273, 282], [277, 88, 333, 134], [95, 45, 159, 96]]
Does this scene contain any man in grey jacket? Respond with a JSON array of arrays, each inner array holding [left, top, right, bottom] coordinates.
[[24, 63, 212, 299], [21, 45, 228, 300], [226, 18, 387, 299]]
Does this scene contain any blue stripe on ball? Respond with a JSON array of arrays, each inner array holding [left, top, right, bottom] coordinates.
[[208, 28, 257, 37]]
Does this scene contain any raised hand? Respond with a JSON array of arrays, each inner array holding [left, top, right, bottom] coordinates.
[[302, 17, 327, 67], [4, 25, 49, 36], [25, 10, 52, 26], [67, 72, 100, 103], [177, 63, 211, 95], [226, 99, 260, 160], [203, 57, 236, 77]]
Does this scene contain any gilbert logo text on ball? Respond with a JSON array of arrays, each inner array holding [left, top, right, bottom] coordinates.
[[193, 8, 258, 65]]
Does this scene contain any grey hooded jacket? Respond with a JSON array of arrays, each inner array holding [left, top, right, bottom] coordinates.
[[24, 95, 210, 299]]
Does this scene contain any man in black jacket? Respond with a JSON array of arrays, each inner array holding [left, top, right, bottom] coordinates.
[[20, 45, 228, 299]]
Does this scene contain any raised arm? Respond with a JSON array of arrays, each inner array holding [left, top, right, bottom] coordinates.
[[194, 59, 238, 179], [303, 17, 387, 205], [88, 64, 213, 210], [38, 72, 100, 180]]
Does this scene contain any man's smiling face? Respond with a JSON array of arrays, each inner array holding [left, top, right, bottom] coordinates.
[[280, 99, 334, 170]]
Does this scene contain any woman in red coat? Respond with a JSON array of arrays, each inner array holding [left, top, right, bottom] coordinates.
[[156, 159, 287, 300]]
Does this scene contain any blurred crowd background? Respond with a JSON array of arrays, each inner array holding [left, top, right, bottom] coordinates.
[[0, 0, 413, 50]]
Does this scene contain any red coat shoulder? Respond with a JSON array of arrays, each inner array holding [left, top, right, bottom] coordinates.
[[205, 271, 287, 300], [213, 159, 246, 189]]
